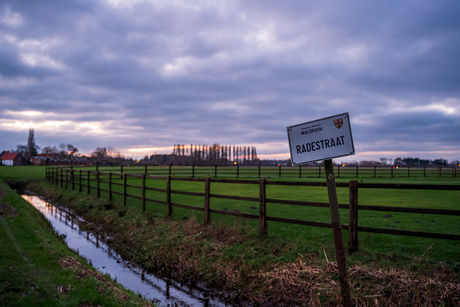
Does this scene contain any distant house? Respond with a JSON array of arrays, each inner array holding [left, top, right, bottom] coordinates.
[[31, 153, 59, 165], [0, 151, 24, 166]]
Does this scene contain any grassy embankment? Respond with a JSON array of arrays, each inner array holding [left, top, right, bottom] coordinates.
[[0, 166, 153, 306], [3, 165, 460, 305]]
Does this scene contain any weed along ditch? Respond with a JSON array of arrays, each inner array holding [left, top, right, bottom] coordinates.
[[21, 194, 229, 307]]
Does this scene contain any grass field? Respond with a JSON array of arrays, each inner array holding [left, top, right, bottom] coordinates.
[[2, 165, 459, 265], [39, 165, 460, 267], [3, 165, 459, 305]]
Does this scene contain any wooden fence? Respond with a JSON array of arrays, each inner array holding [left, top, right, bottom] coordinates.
[[87, 164, 457, 178], [46, 167, 460, 253]]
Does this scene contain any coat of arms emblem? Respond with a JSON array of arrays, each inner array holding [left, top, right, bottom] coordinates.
[[334, 118, 343, 129]]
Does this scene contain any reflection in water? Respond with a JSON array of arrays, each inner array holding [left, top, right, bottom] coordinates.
[[22, 195, 227, 307]]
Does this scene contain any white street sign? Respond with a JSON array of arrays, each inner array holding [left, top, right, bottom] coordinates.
[[287, 113, 355, 165]]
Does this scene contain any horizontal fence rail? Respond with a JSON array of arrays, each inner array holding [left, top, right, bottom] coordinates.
[[54, 164, 458, 179], [46, 166, 460, 253]]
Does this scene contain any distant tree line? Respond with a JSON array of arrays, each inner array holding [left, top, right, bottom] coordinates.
[[146, 144, 259, 166], [6, 128, 132, 165], [172, 144, 257, 163], [346, 157, 453, 167], [393, 157, 448, 167]]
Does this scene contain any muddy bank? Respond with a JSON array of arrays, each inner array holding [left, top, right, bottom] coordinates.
[[23, 180, 460, 306]]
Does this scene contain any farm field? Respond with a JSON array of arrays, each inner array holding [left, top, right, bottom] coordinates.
[[2, 165, 460, 305], [2, 165, 459, 265], [44, 165, 460, 266]]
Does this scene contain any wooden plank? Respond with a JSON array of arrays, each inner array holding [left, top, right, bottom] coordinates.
[[145, 198, 167, 206], [171, 190, 205, 197], [266, 216, 332, 228], [210, 193, 258, 202], [358, 182, 460, 190], [209, 209, 257, 219], [171, 202, 204, 211], [211, 178, 259, 184], [357, 205, 460, 215], [357, 226, 460, 240], [145, 187, 167, 193]]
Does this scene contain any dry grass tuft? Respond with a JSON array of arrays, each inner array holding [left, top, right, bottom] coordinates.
[[248, 255, 460, 306]]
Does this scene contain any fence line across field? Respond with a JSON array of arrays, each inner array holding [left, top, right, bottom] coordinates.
[[46, 166, 460, 254], [64, 164, 458, 178]]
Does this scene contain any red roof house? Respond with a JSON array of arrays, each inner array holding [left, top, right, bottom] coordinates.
[[0, 151, 24, 166]]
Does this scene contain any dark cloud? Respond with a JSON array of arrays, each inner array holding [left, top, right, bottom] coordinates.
[[0, 0, 459, 161]]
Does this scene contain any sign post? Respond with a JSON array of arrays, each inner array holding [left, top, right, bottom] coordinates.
[[324, 158, 351, 306], [287, 113, 354, 306]]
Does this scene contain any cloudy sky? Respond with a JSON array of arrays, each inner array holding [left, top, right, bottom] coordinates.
[[1, 0, 459, 162]]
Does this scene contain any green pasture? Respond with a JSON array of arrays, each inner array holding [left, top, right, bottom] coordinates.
[[0, 165, 47, 180], [45, 167, 459, 267], [3, 165, 460, 266]]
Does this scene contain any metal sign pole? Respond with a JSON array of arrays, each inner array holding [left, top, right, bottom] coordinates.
[[324, 159, 351, 306]]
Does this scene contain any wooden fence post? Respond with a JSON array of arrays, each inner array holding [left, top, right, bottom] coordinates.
[[299, 165, 302, 178], [123, 173, 127, 206], [60, 168, 64, 188], [391, 167, 394, 177], [145, 165, 148, 175], [373, 166, 376, 178], [337, 165, 340, 178], [87, 171, 90, 195], [258, 165, 261, 177], [408, 166, 410, 177], [65, 169, 68, 190], [355, 165, 358, 178], [278, 164, 281, 177], [71, 169, 75, 191], [259, 178, 267, 236], [169, 164, 172, 176], [237, 165, 240, 178], [348, 180, 358, 254], [109, 172, 112, 201], [214, 165, 218, 177], [142, 174, 146, 212], [318, 165, 322, 178], [166, 176, 172, 217], [96, 171, 100, 198], [192, 165, 195, 178], [79, 170, 82, 193], [204, 177, 211, 225]]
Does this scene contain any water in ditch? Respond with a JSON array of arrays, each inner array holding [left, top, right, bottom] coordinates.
[[22, 194, 228, 307]]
